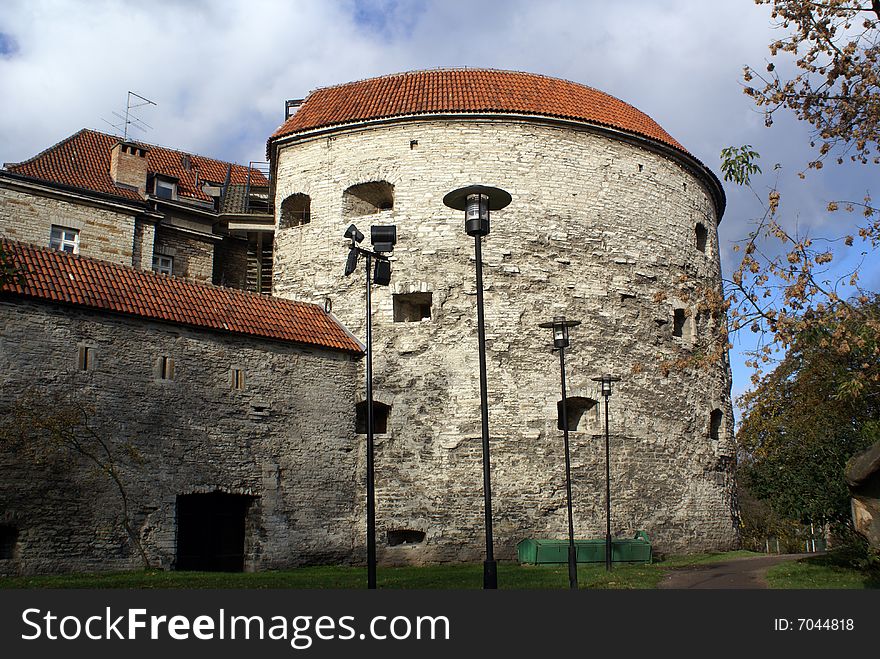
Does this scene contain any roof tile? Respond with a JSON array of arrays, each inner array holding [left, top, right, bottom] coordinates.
[[0, 239, 362, 354], [6, 129, 268, 204], [271, 69, 686, 153]]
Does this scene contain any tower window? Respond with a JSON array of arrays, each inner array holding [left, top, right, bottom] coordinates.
[[695, 222, 708, 253], [343, 181, 394, 217], [673, 309, 687, 338], [355, 400, 390, 434], [710, 409, 723, 441], [557, 397, 599, 431], [279, 193, 311, 228], [393, 292, 432, 322]]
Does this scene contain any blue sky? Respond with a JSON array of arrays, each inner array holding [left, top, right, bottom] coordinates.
[[1, 0, 876, 419]]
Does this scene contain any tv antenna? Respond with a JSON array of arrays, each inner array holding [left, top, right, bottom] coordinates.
[[102, 91, 156, 141]]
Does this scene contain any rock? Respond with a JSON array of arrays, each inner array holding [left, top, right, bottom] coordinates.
[[845, 440, 880, 548]]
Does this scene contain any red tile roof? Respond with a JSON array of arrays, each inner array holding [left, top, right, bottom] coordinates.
[[5, 129, 268, 205], [0, 239, 362, 354], [270, 69, 687, 153]]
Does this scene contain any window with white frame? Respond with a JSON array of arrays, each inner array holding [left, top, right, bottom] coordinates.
[[152, 254, 173, 275], [49, 226, 79, 254]]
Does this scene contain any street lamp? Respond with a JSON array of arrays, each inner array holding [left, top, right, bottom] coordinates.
[[591, 373, 621, 572], [344, 222, 397, 589], [442, 184, 511, 589], [538, 315, 581, 589]]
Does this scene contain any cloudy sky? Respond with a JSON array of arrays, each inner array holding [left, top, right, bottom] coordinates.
[[1, 0, 876, 412]]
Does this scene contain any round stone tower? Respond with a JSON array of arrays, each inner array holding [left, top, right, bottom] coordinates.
[[268, 69, 737, 562]]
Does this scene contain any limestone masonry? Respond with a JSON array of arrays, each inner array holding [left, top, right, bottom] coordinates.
[[269, 70, 737, 560]]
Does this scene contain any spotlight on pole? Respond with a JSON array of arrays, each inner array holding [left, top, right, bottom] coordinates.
[[342, 222, 397, 589], [443, 184, 511, 590]]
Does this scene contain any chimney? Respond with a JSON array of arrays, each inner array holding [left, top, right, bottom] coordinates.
[[109, 141, 149, 197]]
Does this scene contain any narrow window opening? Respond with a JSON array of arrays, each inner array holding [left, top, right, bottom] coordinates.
[[393, 292, 432, 322], [0, 525, 17, 559], [77, 346, 94, 371], [695, 222, 708, 253], [387, 530, 425, 546], [710, 409, 723, 442], [158, 355, 175, 380], [231, 368, 245, 390], [279, 193, 311, 228], [356, 401, 390, 434], [673, 309, 686, 338]]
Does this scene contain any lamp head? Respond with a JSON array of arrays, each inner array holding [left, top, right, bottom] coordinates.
[[538, 316, 581, 350], [443, 185, 511, 237]]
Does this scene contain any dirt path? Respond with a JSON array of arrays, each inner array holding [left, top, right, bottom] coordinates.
[[658, 553, 811, 589]]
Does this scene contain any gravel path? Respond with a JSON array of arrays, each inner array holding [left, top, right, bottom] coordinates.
[[658, 553, 811, 589]]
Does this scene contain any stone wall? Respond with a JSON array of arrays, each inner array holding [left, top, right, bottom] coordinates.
[[153, 226, 216, 284], [214, 235, 249, 289], [0, 298, 359, 575], [273, 117, 737, 560], [0, 183, 139, 267]]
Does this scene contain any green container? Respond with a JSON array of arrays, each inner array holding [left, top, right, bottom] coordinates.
[[517, 531, 652, 565]]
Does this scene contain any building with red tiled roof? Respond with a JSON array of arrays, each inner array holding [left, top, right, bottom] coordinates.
[[0, 238, 362, 575], [1, 128, 275, 293]]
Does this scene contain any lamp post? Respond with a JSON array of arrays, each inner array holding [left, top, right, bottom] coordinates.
[[591, 374, 621, 572], [442, 184, 511, 590], [538, 316, 581, 589], [344, 223, 397, 589]]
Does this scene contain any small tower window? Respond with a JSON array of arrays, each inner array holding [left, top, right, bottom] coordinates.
[[673, 309, 687, 338], [355, 400, 390, 434], [710, 409, 723, 441], [393, 292, 432, 322], [343, 181, 394, 217], [557, 397, 599, 432], [280, 193, 311, 228], [695, 222, 708, 253]]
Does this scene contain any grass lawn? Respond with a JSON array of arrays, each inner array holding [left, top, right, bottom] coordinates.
[[0, 550, 765, 589], [766, 551, 880, 589]]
